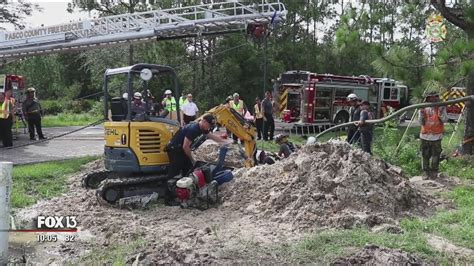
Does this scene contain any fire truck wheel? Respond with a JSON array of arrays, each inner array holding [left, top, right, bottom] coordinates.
[[334, 112, 349, 125]]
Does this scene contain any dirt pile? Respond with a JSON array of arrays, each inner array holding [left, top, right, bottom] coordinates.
[[193, 142, 246, 168], [332, 245, 425, 265], [221, 140, 430, 229]]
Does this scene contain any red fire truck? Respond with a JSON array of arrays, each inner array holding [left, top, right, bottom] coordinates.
[[0, 74, 26, 100], [273, 70, 409, 125]]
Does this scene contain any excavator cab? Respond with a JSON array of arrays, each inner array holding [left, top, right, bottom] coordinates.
[[103, 64, 181, 174]]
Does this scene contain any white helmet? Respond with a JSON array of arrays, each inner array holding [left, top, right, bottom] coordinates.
[[133, 92, 142, 99], [122, 92, 128, 99], [306, 136, 316, 145], [347, 93, 358, 101], [164, 89, 172, 95]]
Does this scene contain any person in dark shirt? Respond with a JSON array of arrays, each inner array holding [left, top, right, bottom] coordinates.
[[262, 90, 275, 141], [347, 93, 361, 144], [22, 88, 45, 140], [275, 134, 296, 159], [166, 114, 227, 179], [131, 92, 147, 121], [355, 101, 374, 154]]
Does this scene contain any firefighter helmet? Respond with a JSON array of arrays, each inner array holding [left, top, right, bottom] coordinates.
[[133, 92, 142, 99], [347, 93, 358, 101], [275, 134, 288, 144], [306, 136, 316, 145]]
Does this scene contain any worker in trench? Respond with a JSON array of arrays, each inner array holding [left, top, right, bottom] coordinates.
[[418, 92, 447, 177], [164, 114, 227, 205], [275, 134, 296, 159]]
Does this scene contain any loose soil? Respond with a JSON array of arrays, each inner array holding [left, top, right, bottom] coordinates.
[[9, 141, 445, 263], [332, 245, 425, 265]]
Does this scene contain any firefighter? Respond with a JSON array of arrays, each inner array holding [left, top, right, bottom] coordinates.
[[262, 90, 275, 141], [230, 93, 246, 116], [275, 134, 296, 159], [131, 92, 146, 121], [161, 90, 177, 120], [354, 101, 374, 155], [164, 114, 227, 204], [418, 92, 447, 177], [0, 90, 15, 147], [179, 91, 188, 107], [254, 96, 264, 140], [347, 93, 361, 144], [22, 87, 45, 141], [230, 93, 247, 143]]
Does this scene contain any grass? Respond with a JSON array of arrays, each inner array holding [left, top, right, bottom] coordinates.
[[15, 113, 101, 128], [78, 239, 146, 265], [401, 186, 474, 250], [12, 156, 98, 208]]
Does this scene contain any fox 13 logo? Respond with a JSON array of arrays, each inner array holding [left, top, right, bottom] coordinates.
[[37, 216, 77, 230]]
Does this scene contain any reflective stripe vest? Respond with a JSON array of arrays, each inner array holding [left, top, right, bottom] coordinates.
[[163, 97, 177, 111], [179, 96, 188, 106], [0, 98, 14, 119], [254, 103, 263, 119], [421, 107, 444, 135], [231, 99, 244, 115]]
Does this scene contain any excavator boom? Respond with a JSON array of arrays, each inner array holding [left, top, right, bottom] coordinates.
[[199, 105, 257, 167]]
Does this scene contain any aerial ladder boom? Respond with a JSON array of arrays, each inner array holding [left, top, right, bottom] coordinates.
[[0, 1, 287, 60]]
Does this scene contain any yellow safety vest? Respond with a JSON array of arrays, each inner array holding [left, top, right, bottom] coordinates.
[[0, 98, 14, 119], [179, 96, 188, 106], [164, 97, 177, 111], [231, 100, 244, 115]]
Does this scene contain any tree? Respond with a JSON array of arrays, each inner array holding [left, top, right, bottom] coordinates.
[[432, 0, 474, 154], [0, 1, 38, 30]]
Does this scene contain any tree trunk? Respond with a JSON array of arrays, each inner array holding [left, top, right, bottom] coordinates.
[[463, 30, 474, 154]]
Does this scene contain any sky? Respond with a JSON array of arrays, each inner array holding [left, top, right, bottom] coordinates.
[[2, 1, 94, 30]]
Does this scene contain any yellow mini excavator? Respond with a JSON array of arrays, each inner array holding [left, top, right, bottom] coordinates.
[[83, 64, 257, 205]]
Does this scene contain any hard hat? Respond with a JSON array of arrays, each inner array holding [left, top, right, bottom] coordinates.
[[233, 93, 239, 98], [347, 93, 358, 100], [122, 92, 128, 99], [275, 134, 287, 143], [133, 92, 142, 99], [165, 89, 172, 95], [27, 87, 36, 93], [306, 136, 316, 145], [226, 95, 233, 101]]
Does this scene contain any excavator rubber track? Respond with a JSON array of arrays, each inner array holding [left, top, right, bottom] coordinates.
[[96, 174, 169, 205]]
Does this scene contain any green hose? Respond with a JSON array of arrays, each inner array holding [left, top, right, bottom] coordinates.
[[315, 95, 474, 140]]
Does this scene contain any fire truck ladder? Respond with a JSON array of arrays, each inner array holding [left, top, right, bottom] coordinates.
[[0, 1, 287, 60]]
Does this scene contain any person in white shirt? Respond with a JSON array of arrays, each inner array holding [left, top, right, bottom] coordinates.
[[180, 93, 199, 125]]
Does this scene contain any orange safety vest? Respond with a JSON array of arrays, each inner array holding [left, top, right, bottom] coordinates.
[[421, 107, 444, 135], [0, 98, 14, 119]]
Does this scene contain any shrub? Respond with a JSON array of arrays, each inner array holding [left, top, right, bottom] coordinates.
[[41, 100, 64, 115]]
